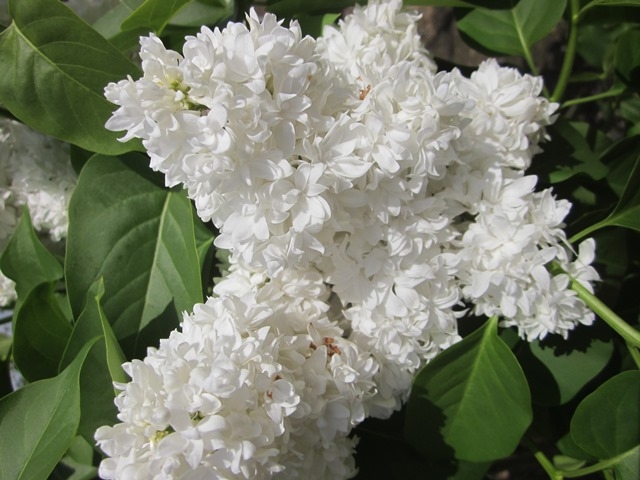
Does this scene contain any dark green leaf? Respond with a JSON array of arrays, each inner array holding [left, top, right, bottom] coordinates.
[[405, 316, 532, 462], [574, 154, 640, 240], [615, 29, 640, 91], [60, 278, 127, 443], [399, 0, 475, 6], [456, 0, 567, 57], [267, 0, 364, 16], [0, 0, 141, 154], [0, 209, 63, 304], [121, 0, 191, 33], [65, 154, 204, 356], [0, 339, 96, 480], [12, 283, 72, 382], [603, 135, 640, 197], [580, 0, 640, 19], [518, 336, 614, 406], [542, 120, 609, 184], [571, 370, 640, 459], [294, 13, 340, 38]]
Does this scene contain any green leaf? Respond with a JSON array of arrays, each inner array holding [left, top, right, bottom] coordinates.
[[541, 120, 609, 184], [398, 0, 475, 6], [267, 0, 364, 16], [580, 0, 640, 19], [121, 0, 191, 33], [294, 13, 340, 38], [603, 135, 640, 198], [517, 335, 614, 406], [0, 0, 141, 154], [0, 339, 96, 480], [12, 283, 73, 382], [0, 208, 63, 305], [60, 278, 127, 443], [456, 0, 567, 57], [570, 370, 640, 459], [574, 153, 640, 240], [615, 29, 640, 92], [612, 444, 640, 480], [405, 316, 532, 462], [65, 154, 204, 356], [0, 333, 11, 362], [164, 0, 233, 28]]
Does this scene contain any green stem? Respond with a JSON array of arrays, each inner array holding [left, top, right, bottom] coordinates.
[[570, 279, 640, 348], [561, 87, 626, 109], [561, 448, 639, 478], [524, 438, 563, 480], [568, 219, 607, 244], [627, 342, 640, 369], [551, 0, 580, 103]]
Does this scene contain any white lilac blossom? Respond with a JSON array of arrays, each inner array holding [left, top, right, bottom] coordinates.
[[0, 119, 77, 306], [101, 0, 600, 477], [96, 273, 377, 480]]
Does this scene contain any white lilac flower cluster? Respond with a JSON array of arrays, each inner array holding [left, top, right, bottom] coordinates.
[[99, 1, 599, 478], [0, 118, 77, 306]]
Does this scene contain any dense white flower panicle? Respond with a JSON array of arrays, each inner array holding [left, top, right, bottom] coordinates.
[[101, 1, 601, 476], [450, 58, 558, 172], [96, 275, 378, 479], [454, 170, 598, 341], [317, 0, 436, 82]]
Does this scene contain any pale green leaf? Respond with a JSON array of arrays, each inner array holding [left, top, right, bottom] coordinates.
[[456, 0, 567, 57], [518, 336, 614, 406], [121, 0, 191, 33], [65, 154, 204, 356], [0, 0, 141, 154], [405, 316, 532, 462], [0, 339, 96, 480]]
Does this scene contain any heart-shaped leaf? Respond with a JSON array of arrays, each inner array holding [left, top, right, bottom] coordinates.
[[405, 316, 532, 462]]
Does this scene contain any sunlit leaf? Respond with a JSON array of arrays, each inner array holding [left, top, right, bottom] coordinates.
[[121, 0, 191, 33], [65, 154, 204, 357], [518, 335, 614, 406], [0, 340, 96, 480], [168, 0, 233, 27], [405, 316, 532, 462], [456, 0, 567, 57], [571, 370, 640, 459], [0, 0, 141, 154], [12, 283, 72, 383]]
